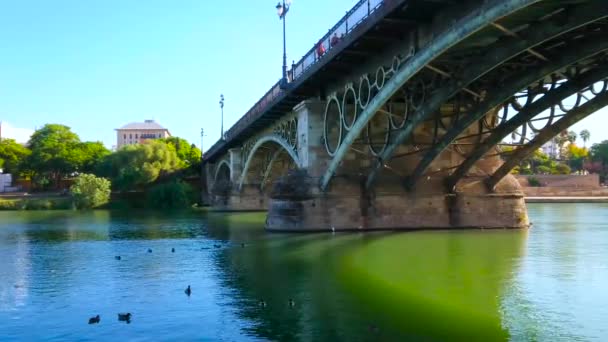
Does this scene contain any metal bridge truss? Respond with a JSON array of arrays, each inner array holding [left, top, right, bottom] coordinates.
[[319, 0, 608, 193]]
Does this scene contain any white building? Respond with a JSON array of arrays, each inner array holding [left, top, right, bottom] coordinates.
[[115, 120, 171, 148]]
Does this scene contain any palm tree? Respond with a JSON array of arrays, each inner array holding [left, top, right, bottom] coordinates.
[[580, 129, 591, 148]]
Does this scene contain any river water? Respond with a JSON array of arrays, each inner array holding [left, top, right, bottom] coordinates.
[[0, 203, 606, 341]]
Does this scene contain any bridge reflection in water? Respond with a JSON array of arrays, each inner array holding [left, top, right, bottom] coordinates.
[[210, 212, 527, 340]]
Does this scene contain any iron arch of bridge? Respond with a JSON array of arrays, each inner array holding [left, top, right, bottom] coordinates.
[[237, 135, 301, 192], [213, 159, 231, 185], [318, 0, 608, 192], [446, 66, 608, 192], [404, 41, 608, 191]]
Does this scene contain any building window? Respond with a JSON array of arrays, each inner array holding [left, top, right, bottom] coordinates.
[[135, 134, 138, 139], [130, 134, 132, 139], [123, 134, 126, 139]]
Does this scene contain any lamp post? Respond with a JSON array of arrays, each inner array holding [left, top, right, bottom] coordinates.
[[276, 0, 291, 88], [219, 94, 225, 140], [200, 128, 207, 159]]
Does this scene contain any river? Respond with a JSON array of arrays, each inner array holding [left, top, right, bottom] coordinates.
[[0, 203, 607, 341]]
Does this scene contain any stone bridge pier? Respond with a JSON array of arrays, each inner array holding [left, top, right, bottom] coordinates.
[[265, 101, 527, 231]]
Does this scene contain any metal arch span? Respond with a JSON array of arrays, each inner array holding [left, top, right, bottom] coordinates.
[[404, 38, 608, 190], [488, 91, 608, 190], [237, 135, 301, 191], [213, 159, 231, 185], [318, 0, 540, 192], [367, 1, 608, 190], [446, 66, 608, 192]]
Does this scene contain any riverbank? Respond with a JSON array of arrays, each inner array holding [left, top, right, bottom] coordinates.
[[0, 197, 73, 210]]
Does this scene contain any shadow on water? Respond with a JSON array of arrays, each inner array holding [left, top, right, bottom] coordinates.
[[207, 212, 528, 341]]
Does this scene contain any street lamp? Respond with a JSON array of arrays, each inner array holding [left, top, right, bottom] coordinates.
[[219, 94, 225, 140], [276, 0, 292, 88], [200, 128, 207, 159]]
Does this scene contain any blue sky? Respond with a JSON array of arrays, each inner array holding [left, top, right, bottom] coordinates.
[[0, 0, 606, 149]]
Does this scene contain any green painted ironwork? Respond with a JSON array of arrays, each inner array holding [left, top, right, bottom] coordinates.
[[487, 91, 608, 190], [446, 66, 608, 192], [319, 0, 539, 192], [367, 1, 608, 190]]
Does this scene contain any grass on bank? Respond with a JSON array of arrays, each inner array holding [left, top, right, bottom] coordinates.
[[0, 197, 74, 211]]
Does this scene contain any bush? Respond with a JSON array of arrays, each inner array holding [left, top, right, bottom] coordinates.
[[527, 176, 542, 187], [70, 174, 111, 209], [553, 163, 571, 175], [0, 198, 73, 210], [147, 180, 195, 209]]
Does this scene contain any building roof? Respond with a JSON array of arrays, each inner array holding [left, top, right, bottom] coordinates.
[[116, 120, 168, 131]]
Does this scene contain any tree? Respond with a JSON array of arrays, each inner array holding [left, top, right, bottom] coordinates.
[[567, 130, 577, 144], [0, 138, 31, 174], [565, 144, 588, 173], [159, 137, 201, 165], [78, 141, 110, 173], [147, 180, 195, 209], [98, 140, 183, 191], [591, 140, 608, 166], [25, 124, 82, 187], [580, 129, 591, 148], [70, 174, 111, 209]]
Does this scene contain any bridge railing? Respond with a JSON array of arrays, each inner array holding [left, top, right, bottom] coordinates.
[[208, 0, 385, 158], [291, 0, 384, 80]]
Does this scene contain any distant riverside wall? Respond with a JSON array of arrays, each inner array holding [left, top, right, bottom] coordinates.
[[516, 174, 608, 197]]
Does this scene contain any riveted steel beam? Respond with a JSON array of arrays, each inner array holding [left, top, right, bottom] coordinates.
[[260, 148, 290, 191], [487, 91, 608, 190], [318, 0, 541, 192], [446, 65, 608, 192], [237, 135, 301, 191], [404, 40, 608, 190], [365, 1, 608, 190]]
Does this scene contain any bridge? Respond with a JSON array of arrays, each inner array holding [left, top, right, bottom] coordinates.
[[202, 0, 608, 231]]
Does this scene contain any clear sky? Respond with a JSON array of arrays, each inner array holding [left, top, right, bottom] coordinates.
[[0, 0, 606, 149]]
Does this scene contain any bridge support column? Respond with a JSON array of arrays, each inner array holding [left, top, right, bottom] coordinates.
[[267, 106, 529, 231]]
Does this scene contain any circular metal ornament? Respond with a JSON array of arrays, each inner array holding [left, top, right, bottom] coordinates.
[[324, 96, 343, 157], [342, 84, 358, 130]]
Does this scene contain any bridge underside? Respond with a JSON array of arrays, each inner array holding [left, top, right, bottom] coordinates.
[[205, 0, 608, 231]]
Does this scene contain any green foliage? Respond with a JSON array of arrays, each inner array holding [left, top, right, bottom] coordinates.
[[25, 124, 82, 180], [536, 165, 551, 174], [527, 177, 541, 187], [0, 138, 31, 174], [147, 180, 195, 209], [78, 141, 111, 173], [0, 197, 73, 211], [591, 140, 608, 166], [70, 174, 111, 209], [553, 163, 571, 175], [98, 140, 183, 191], [580, 129, 591, 147], [159, 137, 201, 165]]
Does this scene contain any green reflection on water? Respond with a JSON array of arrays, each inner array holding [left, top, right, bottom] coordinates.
[[339, 230, 527, 340], [214, 211, 527, 341]]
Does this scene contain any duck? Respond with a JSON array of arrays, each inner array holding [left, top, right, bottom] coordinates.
[[147, 248, 152, 253], [288, 299, 296, 307], [118, 313, 132, 322], [115, 256, 121, 261], [185, 285, 192, 296], [88, 315, 100, 324], [171, 248, 175, 253], [258, 300, 267, 308], [240, 243, 246, 248], [213, 244, 221, 249]]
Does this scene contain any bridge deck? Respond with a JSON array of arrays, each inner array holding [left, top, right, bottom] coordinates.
[[203, 0, 430, 162]]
